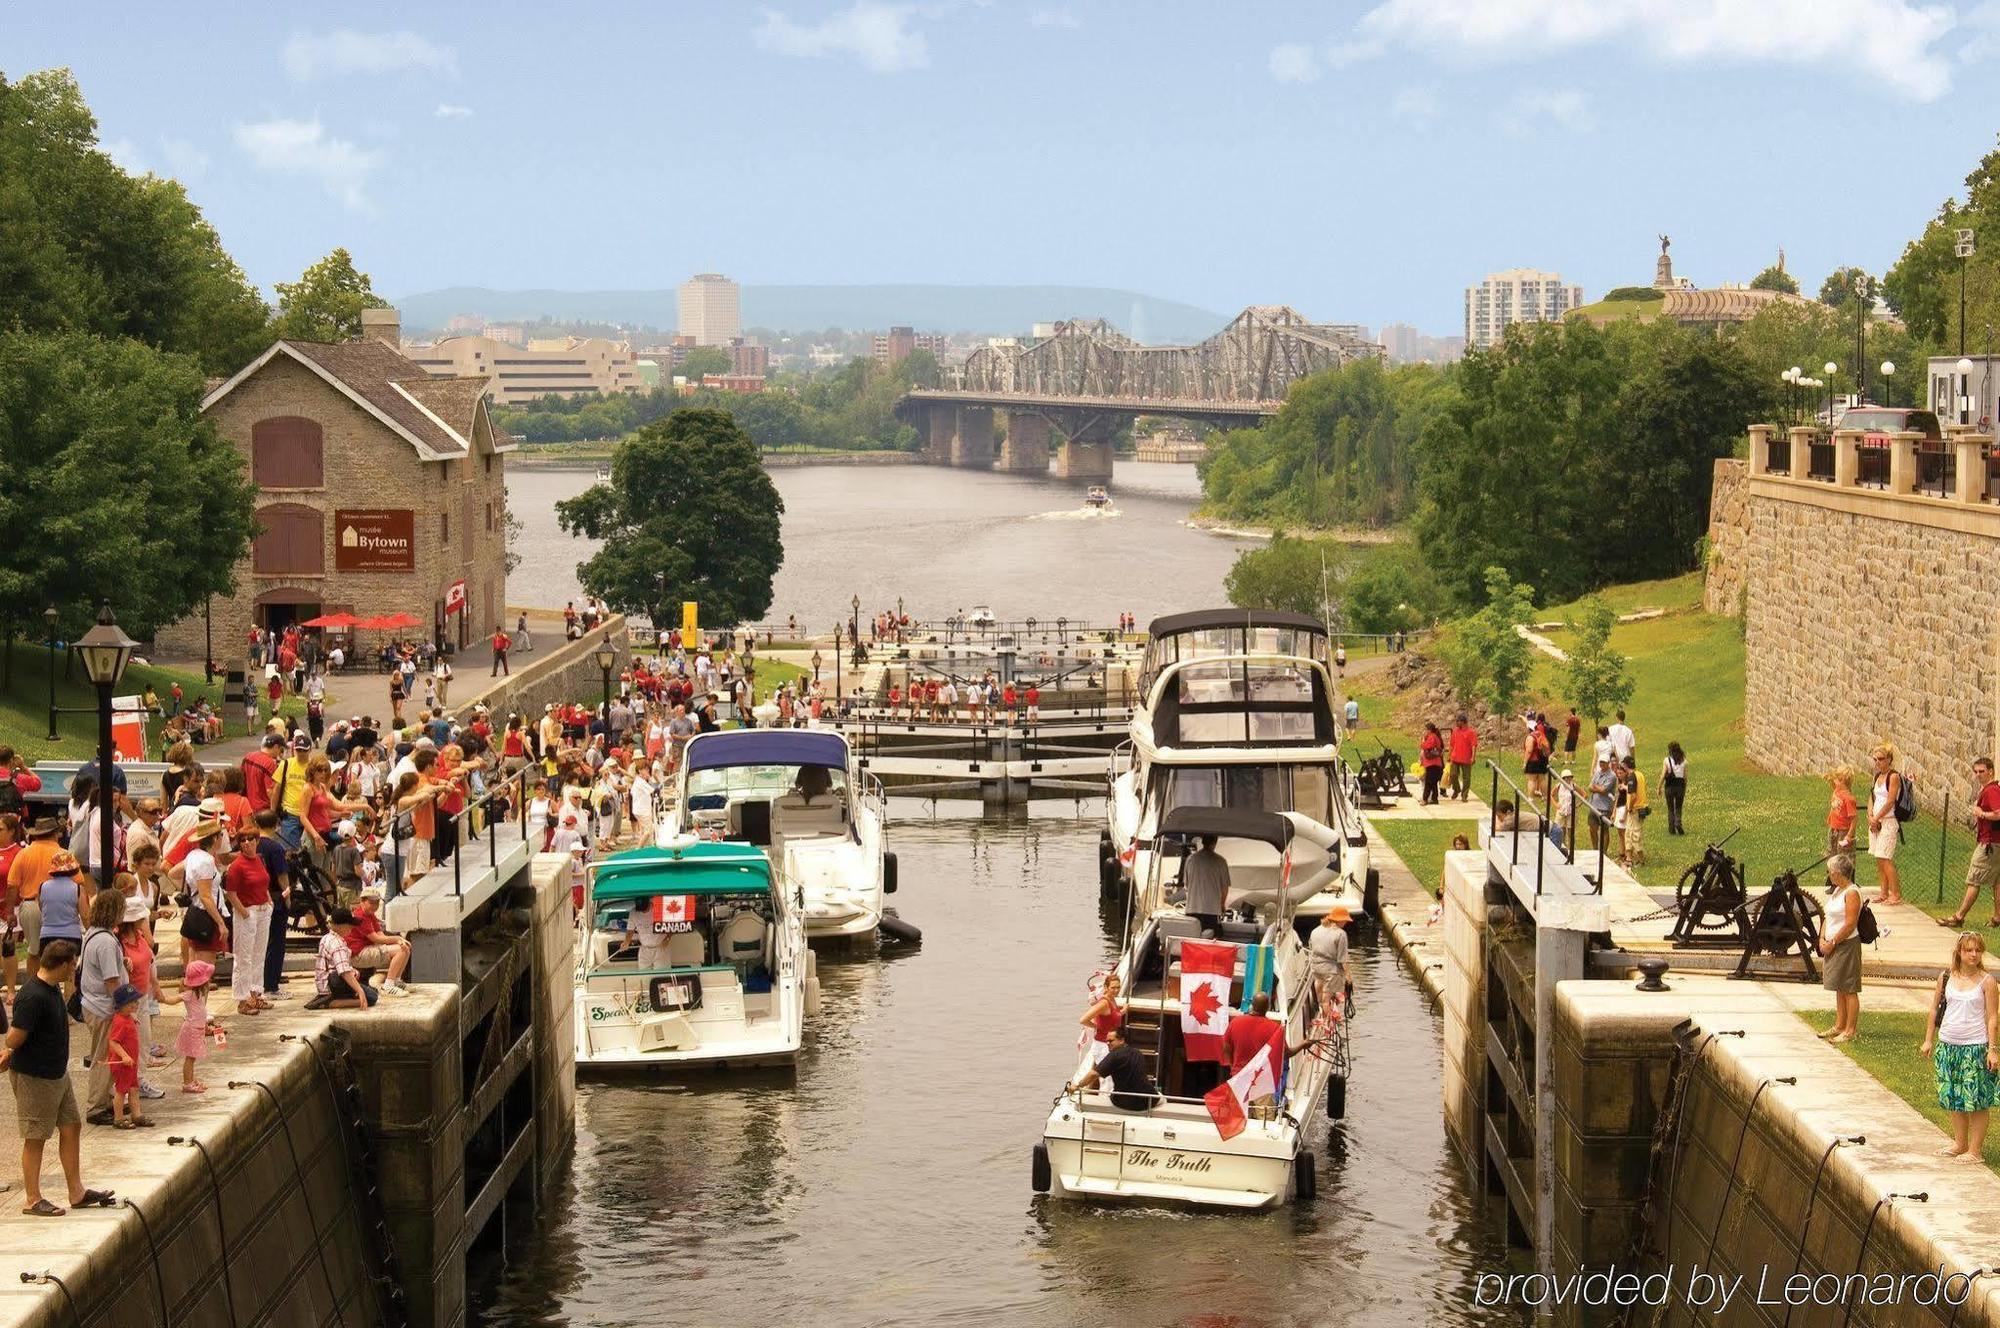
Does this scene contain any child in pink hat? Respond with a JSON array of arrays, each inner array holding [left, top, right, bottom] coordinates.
[[176, 960, 219, 1093]]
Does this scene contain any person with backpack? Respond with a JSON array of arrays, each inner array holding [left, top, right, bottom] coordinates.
[[1868, 742, 1911, 906], [1819, 853, 1865, 1043], [0, 747, 42, 820]]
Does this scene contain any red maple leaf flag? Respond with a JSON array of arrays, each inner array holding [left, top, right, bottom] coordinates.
[[1205, 1042, 1278, 1142], [1180, 939, 1235, 1063], [650, 895, 696, 933], [1205, 1078, 1247, 1141]]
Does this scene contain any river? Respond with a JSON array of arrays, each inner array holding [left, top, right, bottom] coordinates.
[[478, 462, 1521, 1327], [505, 460, 1261, 627]]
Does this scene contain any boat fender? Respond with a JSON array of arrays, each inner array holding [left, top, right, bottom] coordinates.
[[1293, 1150, 1316, 1203], [1031, 1142, 1053, 1194], [883, 851, 898, 894], [805, 975, 822, 1017], [878, 913, 923, 943], [1327, 1074, 1347, 1120], [1362, 867, 1381, 920]]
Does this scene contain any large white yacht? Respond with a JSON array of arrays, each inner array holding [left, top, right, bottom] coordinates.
[[1102, 609, 1373, 931], [1038, 807, 1352, 1207], [575, 838, 814, 1071], [664, 729, 895, 944]]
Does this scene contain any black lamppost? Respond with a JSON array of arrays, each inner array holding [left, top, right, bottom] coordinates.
[[593, 635, 616, 717], [833, 623, 844, 700], [1824, 361, 1840, 423], [203, 595, 214, 686], [1853, 273, 1868, 402], [1057, 616, 1069, 645], [850, 594, 861, 656], [43, 606, 58, 741], [73, 602, 136, 884]]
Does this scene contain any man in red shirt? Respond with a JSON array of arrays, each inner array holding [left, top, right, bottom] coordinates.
[[241, 732, 283, 814], [1024, 684, 1041, 723], [343, 891, 412, 995], [1947, 756, 2000, 928], [1447, 713, 1479, 803], [490, 627, 511, 677], [1219, 993, 1294, 1110]]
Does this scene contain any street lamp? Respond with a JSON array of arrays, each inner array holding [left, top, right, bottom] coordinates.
[[1823, 361, 1840, 423], [1958, 356, 1977, 425], [43, 606, 58, 741], [834, 623, 843, 700], [850, 594, 862, 665], [1852, 272, 1869, 401], [73, 602, 135, 884], [1879, 360, 1896, 408], [593, 635, 616, 717], [1781, 367, 1799, 425]]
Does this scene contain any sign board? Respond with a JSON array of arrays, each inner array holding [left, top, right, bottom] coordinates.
[[334, 510, 416, 572], [444, 579, 467, 616], [111, 695, 146, 760], [681, 600, 699, 649]]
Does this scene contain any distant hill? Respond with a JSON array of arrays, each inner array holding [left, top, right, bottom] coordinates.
[[391, 284, 1232, 343]]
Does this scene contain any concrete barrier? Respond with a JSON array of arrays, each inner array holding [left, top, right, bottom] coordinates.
[[449, 613, 632, 722]]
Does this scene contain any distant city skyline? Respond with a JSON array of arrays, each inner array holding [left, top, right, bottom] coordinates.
[[5, 3, 1996, 334]]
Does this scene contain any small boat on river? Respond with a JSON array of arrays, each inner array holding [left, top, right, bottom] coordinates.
[[663, 729, 895, 944], [1085, 484, 1112, 509], [575, 838, 815, 1071], [1037, 806, 1352, 1208]]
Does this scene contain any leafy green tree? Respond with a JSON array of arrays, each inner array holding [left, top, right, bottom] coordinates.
[[1343, 543, 1447, 634], [0, 331, 258, 643], [271, 248, 388, 343], [899, 348, 942, 389], [1557, 597, 1633, 726], [675, 346, 732, 381], [1437, 567, 1535, 713], [1224, 534, 1346, 617], [555, 408, 784, 626], [1749, 265, 1800, 295], [0, 68, 270, 372], [1817, 267, 1875, 310], [1884, 135, 2000, 344]]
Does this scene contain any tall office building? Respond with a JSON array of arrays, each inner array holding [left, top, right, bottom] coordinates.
[[1463, 269, 1584, 350], [677, 273, 742, 346]]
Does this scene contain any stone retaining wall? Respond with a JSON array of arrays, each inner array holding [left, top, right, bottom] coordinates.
[[452, 613, 633, 720], [1739, 485, 1996, 813], [1701, 458, 1748, 616]]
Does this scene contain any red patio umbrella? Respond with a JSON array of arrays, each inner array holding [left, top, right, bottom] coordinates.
[[358, 612, 423, 631], [301, 612, 361, 629]]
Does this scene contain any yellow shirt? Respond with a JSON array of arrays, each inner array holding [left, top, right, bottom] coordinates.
[[273, 757, 310, 818]]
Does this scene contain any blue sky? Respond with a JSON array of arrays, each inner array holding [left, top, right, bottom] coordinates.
[[5, 0, 1998, 336]]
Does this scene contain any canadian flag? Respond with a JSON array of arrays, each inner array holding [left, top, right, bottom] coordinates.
[[650, 894, 696, 933], [444, 579, 467, 616], [1179, 939, 1235, 1062], [1204, 1042, 1280, 1142]]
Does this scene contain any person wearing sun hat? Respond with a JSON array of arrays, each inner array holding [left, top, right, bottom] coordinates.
[[8, 817, 64, 962], [176, 959, 218, 1093], [34, 851, 86, 956]]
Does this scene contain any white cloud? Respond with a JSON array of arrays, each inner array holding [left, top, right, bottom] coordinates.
[[1028, 7, 1080, 27], [282, 29, 458, 81], [1963, 0, 2000, 61], [1268, 43, 1319, 82], [1307, 0, 1957, 101], [1505, 89, 1591, 133], [161, 137, 211, 175], [435, 103, 475, 119], [101, 138, 145, 173], [234, 118, 381, 212], [753, 2, 929, 71], [1390, 87, 1440, 124]]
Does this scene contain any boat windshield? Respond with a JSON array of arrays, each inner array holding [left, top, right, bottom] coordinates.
[[1157, 764, 1332, 822], [588, 888, 779, 978], [1149, 656, 1331, 746], [1141, 624, 1326, 684], [686, 763, 848, 809]]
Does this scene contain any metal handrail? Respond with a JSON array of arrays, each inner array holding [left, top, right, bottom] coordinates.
[[385, 764, 531, 900], [1482, 758, 1615, 896]]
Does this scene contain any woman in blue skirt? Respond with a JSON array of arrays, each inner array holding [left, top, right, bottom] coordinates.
[[1920, 932, 2000, 1161]]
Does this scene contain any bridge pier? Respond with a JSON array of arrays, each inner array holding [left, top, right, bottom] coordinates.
[[1055, 437, 1115, 483], [997, 412, 1051, 473], [923, 405, 954, 463], [950, 405, 995, 468]]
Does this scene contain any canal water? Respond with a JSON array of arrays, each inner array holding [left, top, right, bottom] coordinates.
[[481, 462, 1523, 1327], [505, 459, 1261, 627]]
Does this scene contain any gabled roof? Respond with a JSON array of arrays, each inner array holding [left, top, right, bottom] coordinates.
[[200, 339, 489, 461]]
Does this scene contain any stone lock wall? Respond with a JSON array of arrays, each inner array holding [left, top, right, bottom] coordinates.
[[1739, 484, 1998, 813], [1701, 458, 1748, 616], [451, 613, 632, 721]]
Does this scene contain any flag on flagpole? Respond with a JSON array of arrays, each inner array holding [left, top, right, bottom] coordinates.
[[650, 894, 696, 933], [1204, 1042, 1280, 1141], [1237, 943, 1277, 1011], [1179, 939, 1235, 1062]]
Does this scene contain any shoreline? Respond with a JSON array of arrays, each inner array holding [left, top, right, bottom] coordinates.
[[509, 449, 921, 471], [1182, 516, 1402, 543]]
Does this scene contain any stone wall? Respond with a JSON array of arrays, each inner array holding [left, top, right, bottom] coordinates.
[[451, 613, 633, 720], [1701, 458, 1748, 616], [1740, 482, 1997, 812]]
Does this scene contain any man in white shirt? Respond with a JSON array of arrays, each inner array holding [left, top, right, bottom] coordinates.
[[1608, 711, 1636, 765], [1180, 835, 1231, 934]]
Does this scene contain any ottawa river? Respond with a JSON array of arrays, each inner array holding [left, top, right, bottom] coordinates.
[[479, 462, 1524, 1327]]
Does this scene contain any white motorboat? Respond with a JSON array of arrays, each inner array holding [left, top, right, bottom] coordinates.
[[1102, 609, 1373, 930], [967, 605, 997, 628], [1085, 484, 1111, 508], [664, 729, 895, 944], [575, 838, 815, 1071], [1037, 806, 1352, 1208]]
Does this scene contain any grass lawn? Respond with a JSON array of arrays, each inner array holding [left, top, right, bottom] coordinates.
[[0, 639, 265, 763], [1375, 817, 1482, 897], [1346, 573, 1994, 950], [1807, 1010, 2000, 1175]]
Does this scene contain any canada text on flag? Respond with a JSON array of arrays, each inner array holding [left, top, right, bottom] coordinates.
[[649, 894, 697, 934]]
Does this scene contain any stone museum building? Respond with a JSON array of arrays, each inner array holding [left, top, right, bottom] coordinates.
[[154, 308, 513, 660]]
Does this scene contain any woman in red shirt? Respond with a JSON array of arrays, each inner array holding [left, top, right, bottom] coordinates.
[[1419, 722, 1445, 805], [222, 834, 272, 1015]]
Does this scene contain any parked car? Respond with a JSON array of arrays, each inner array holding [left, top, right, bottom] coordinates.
[[1835, 406, 1944, 442]]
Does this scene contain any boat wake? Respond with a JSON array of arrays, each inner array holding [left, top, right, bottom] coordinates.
[[1028, 507, 1122, 521]]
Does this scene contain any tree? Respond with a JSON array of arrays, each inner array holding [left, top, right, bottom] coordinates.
[[271, 248, 388, 343], [554, 408, 784, 626], [1224, 534, 1347, 617], [1557, 597, 1633, 726], [0, 331, 259, 642], [0, 69, 270, 373], [1884, 134, 2000, 343], [1817, 267, 1875, 310], [675, 346, 732, 381], [1437, 567, 1535, 713], [1749, 265, 1799, 295]]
